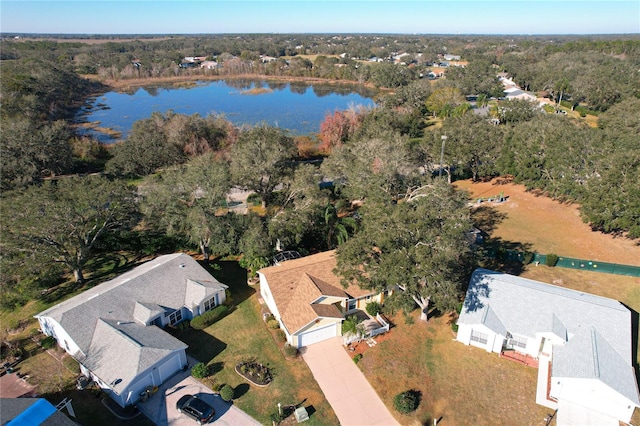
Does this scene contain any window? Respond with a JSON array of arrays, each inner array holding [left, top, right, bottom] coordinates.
[[347, 299, 357, 311], [203, 296, 217, 312], [470, 330, 488, 345], [508, 334, 527, 350], [168, 309, 183, 325]]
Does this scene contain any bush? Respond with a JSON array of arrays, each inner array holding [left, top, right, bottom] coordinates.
[[191, 362, 209, 379], [267, 319, 280, 329], [352, 353, 363, 364], [190, 305, 229, 330], [40, 336, 56, 350], [220, 384, 234, 402], [365, 301, 382, 316], [451, 322, 458, 333], [546, 253, 559, 267], [523, 251, 534, 264], [275, 329, 287, 343], [284, 344, 298, 358], [393, 390, 419, 414]]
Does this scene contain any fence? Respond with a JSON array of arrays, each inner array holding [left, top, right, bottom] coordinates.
[[485, 248, 640, 277]]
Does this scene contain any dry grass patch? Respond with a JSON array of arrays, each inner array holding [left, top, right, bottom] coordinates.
[[360, 312, 549, 425], [455, 178, 640, 265]]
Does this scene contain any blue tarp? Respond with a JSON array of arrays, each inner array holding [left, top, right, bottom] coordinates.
[[8, 399, 56, 426]]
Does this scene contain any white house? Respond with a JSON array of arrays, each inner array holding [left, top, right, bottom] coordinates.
[[457, 269, 639, 425], [258, 250, 392, 348], [35, 253, 228, 407]]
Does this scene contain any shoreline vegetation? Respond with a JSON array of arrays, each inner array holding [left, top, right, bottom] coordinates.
[[87, 73, 383, 94]]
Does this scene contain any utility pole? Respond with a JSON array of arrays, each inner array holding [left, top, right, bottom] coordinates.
[[439, 134, 447, 178]]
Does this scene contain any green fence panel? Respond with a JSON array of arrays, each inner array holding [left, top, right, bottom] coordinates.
[[482, 248, 640, 277]]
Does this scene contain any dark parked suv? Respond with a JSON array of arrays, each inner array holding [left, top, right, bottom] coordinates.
[[176, 394, 215, 424]]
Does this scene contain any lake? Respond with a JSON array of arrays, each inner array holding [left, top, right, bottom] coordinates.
[[75, 79, 377, 143]]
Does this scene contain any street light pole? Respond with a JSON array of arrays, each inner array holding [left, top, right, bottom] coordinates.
[[439, 134, 447, 178]]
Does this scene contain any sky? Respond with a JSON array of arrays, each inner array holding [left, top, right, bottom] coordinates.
[[1, 1, 639, 35]]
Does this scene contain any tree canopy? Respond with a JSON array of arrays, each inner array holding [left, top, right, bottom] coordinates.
[[335, 181, 473, 321], [1, 176, 138, 284]]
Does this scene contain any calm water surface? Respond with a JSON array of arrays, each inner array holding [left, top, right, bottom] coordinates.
[[75, 80, 377, 143]]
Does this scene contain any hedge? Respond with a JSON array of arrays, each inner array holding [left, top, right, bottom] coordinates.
[[190, 305, 229, 330]]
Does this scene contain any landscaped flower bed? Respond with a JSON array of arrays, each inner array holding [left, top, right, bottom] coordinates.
[[235, 360, 272, 386]]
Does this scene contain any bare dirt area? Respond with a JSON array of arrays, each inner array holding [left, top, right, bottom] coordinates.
[[454, 178, 640, 266]]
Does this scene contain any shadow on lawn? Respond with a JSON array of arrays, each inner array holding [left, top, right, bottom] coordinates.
[[480, 238, 534, 276], [177, 329, 227, 363], [203, 259, 256, 306], [471, 205, 508, 234]]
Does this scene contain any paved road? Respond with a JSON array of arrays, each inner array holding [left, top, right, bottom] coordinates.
[[136, 361, 260, 426], [301, 337, 400, 426]]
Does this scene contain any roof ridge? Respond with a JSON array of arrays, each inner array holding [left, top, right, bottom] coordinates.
[[590, 327, 600, 378]]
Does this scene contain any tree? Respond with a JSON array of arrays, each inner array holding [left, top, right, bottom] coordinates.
[[335, 181, 473, 322], [230, 125, 297, 207], [0, 118, 73, 190], [106, 117, 185, 177], [321, 131, 420, 204], [267, 163, 330, 249], [323, 204, 358, 249], [425, 87, 466, 118], [0, 176, 138, 284], [140, 153, 232, 259]]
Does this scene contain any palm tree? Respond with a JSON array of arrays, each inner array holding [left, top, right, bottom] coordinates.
[[342, 315, 365, 339], [324, 204, 358, 249]]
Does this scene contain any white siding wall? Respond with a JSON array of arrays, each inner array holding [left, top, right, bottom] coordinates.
[[37, 316, 83, 358], [551, 378, 637, 424], [258, 273, 281, 319]]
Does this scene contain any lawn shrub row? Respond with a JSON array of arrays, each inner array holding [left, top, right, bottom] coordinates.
[[190, 305, 229, 330]]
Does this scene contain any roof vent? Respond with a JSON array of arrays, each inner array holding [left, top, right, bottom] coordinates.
[[179, 263, 186, 268]]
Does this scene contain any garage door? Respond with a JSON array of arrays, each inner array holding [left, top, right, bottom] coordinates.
[[298, 324, 337, 348], [157, 352, 183, 382]]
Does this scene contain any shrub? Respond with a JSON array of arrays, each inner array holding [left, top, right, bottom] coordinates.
[[393, 390, 419, 414], [523, 251, 534, 264], [263, 313, 275, 323], [284, 344, 298, 358], [352, 353, 363, 364], [267, 319, 280, 329], [275, 329, 287, 343], [40, 336, 56, 350], [191, 362, 209, 379], [451, 322, 459, 333], [190, 305, 229, 330], [219, 384, 234, 402], [365, 301, 382, 316], [546, 253, 559, 267]]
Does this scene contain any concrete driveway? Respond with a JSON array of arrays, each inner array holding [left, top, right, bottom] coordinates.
[[136, 363, 260, 426], [301, 337, 400, 426]]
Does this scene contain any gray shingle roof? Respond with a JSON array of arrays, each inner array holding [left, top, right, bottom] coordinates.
[[553, 327, 640, 405], [459, 269, 632, 362], [36, 253, 226, 395], [79, 319, 187, 393]]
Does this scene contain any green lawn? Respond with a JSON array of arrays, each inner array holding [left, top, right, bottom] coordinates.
[[176, 260, 338, 425]]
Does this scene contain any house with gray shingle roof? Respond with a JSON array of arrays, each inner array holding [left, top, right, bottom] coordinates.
[[457, 269, 639, 425], [35, 253, 227, 407], [258, 250, 392, 348]]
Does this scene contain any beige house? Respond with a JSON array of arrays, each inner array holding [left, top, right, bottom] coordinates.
[[258, 251, 391, 348]]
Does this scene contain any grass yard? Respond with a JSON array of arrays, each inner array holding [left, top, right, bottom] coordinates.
[[359, 312, 549, 425], [176, 260, 339, 425]]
